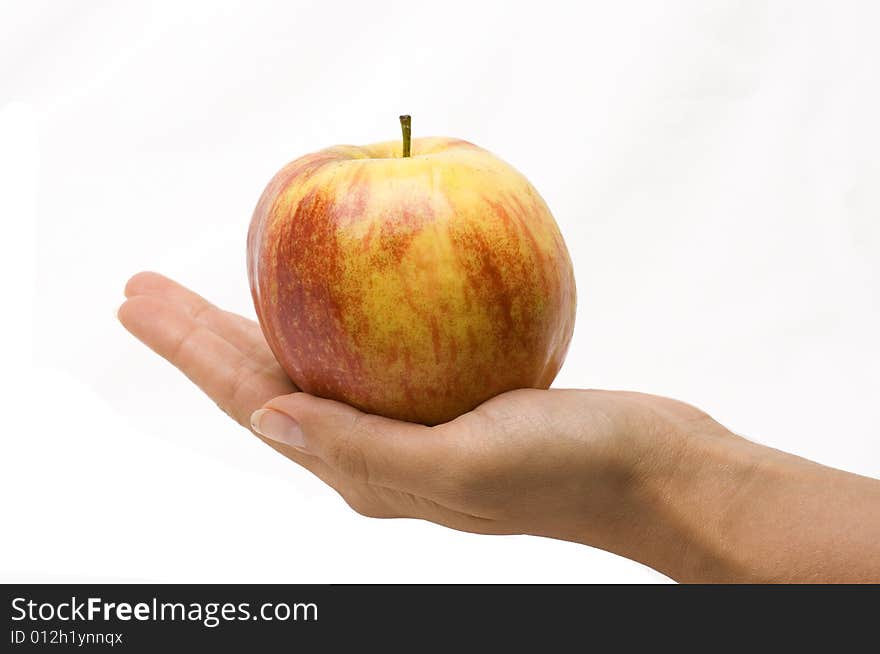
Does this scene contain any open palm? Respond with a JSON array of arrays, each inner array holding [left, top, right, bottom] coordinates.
[[118, 272, 509, 532], [118, 271, 722, 560], [119, 271, 296, 426], [118, 271, 880, 583]]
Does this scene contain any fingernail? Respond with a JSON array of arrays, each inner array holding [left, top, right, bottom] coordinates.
[[250, 409, 308, 452]]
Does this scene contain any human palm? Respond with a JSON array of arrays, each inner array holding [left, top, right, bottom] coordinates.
[[118, 272, 728, 559], [119, 271, 880, 583]]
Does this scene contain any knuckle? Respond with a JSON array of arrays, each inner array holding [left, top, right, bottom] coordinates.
[[170, 323, 200, 361], [226, 358, 255, 411]]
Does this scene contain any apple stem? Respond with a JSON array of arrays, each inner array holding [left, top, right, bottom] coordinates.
[[399, 115, 411, 158]]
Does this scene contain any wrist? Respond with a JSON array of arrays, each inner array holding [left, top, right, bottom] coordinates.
[[549, 391, 880, 582], [610, 416, 771, 582]]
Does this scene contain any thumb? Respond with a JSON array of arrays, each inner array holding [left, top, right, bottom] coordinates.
[[250, 392, 459, 496]]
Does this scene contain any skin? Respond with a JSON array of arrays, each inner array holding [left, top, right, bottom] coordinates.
[[247, 138, 576, 425], [119, 272, 880, 583]]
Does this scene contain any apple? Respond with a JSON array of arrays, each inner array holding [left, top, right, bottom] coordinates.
[[247, 117, 576, 425]]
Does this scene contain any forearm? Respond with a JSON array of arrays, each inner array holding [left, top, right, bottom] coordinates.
[[629, 431, 880, 583]]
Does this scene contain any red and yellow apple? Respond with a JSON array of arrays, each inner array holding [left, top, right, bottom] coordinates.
[[247, 121, 576, 425]]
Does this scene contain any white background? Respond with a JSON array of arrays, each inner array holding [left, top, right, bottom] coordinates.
[[1, 1, 878, 583]]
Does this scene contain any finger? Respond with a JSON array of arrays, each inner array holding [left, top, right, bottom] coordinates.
[[119, 289, 345, 487], [124, 271, 274, 366], [118, 294, 291, 426], [118, 274, 361, 504], [251, 392, 462, 497], [257, 425, 506, 532]]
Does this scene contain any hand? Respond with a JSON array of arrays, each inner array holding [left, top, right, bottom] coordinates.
[[117, 272, 728, 574], [119, 272, 880, 583]]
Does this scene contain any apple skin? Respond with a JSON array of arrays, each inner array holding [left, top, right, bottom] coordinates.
[[247, 137, 576, 425]]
